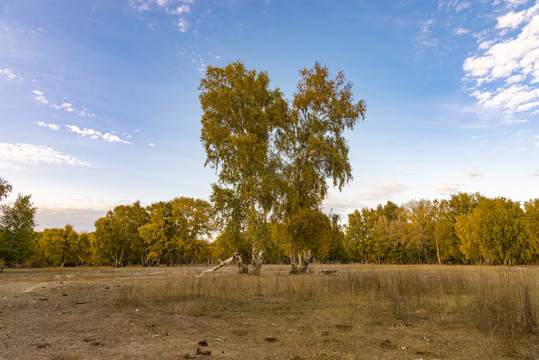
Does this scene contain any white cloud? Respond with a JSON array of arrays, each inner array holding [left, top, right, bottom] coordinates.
[[66, 125, 131, 144], [49, 99, 95, 117], [500, 0, 533, 9], [149, 142, 155, 147], [463, 1, 539, 114], [36, 121, 60, 131], [420, 18, 434, 33], [0, 68, 16, 80], [170, 4, 190, 14], [454, 27, 470, 35], [178, 18, 190, 32], [61, 103, 75, 112], [32, 90, 48, 105], [496, 7, 528, 29], [0, 143, 90, 168]]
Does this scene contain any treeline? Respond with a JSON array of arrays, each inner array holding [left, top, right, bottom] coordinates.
[[1, 184, 538, 267], [0, 195, 221, 268], [344, 193, 538, 265]]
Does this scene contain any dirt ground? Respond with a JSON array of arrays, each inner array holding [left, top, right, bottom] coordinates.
[[0, 265, 537, 360]]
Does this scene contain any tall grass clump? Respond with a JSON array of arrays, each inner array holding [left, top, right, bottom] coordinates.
[[473, 270, 537, 356]]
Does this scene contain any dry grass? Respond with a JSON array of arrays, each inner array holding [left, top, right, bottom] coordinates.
[[1, 264, 537, 359], [115, 265, 539, 359]]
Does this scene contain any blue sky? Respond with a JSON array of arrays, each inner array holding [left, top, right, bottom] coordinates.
[[1, 0, 538, 232]]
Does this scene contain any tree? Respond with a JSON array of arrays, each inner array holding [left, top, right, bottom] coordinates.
[[199, 61, 285, 275], [138, 197, 214, 266], [344, 207, 379, 263], [34, 225, 89, 267], [94, 201, 149, 267], [456, 197, 531, 264], [435, 193, 481, 263], [0, 177, 12, 202], [276, 62, 366, 273], [0, 194, 36, 265], [405, 199, 438, 263], [524, 199, 539, 262]]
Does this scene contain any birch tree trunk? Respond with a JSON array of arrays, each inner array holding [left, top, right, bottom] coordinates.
[[234, 252, 249, 274], [435, 235, 441, 264], [299, 250, 311, 273], [289, 247, 298, 274], [249, 248, 264, 276]]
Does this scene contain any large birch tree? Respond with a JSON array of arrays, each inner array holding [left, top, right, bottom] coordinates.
[[276, 63, 366, 273], [199, 61, 285, 275]]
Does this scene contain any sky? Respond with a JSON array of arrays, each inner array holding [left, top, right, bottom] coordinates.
[[0, 0, 538, 232]]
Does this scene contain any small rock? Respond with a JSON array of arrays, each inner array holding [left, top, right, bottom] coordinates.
[[198, 340, 208, 347], [265, 337, 279, 343], [36, 343, 50, 349], [184, 353, 196, 359], [196, 347, 211, 355]]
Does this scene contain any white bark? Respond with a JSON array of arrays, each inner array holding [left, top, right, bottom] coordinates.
[[234, 252, 249, 274], [197, 256, 235, 277], [250, 248, 264, 276], [289, 249, 298, 274], [299, 250, 311, 273]]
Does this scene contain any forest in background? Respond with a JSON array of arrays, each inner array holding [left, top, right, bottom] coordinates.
[[1, 179, 538, 268]]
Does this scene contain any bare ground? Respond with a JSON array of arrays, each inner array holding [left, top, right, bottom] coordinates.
[[0, 264, 537, 359]]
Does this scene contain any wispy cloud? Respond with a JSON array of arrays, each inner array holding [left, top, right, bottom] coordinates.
[[458, 169, 483, 178], [0, 143, 91, 168], [420, 18, 434, 33], [398, 166, 413, 173], [0, 68, 17, 80], [463, 2, 539, 114], [66, 125, 131, 144], [33, 89, 95, 118], [128, 0, 195, 33], [36, 121, 60, 131], [359, 181, 409, 201], [32, 90, 48, 104], [438, 0, 472, 13], [453, 27, 470, 35], [433, 182, 467, 195]]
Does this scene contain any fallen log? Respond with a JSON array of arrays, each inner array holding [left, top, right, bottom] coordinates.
[[197, 256, 235, 277], [316, 270, 338, 276]]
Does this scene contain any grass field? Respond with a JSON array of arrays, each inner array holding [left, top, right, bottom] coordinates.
[[0, 264, 537, 359]]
